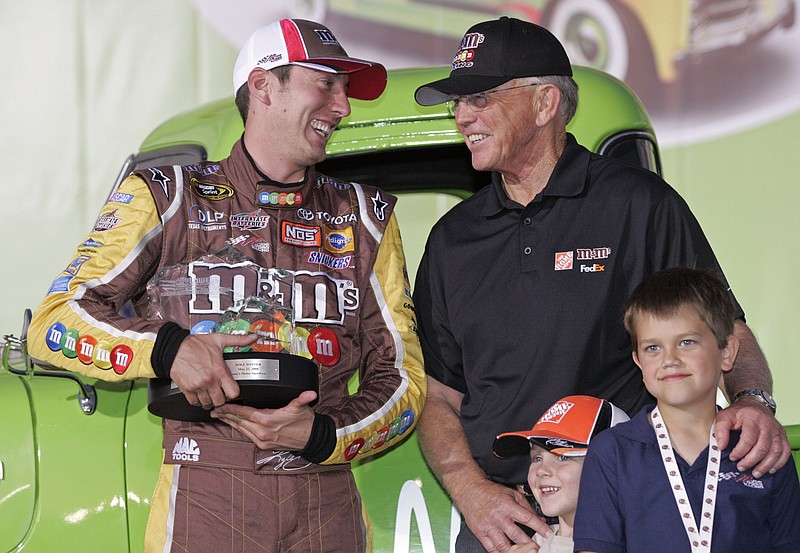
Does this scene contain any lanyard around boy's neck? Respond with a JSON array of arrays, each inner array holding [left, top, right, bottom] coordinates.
[[651, 407, 720, 553]]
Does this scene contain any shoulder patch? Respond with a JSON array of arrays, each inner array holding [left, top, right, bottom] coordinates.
[[190, 178, 235, 201]]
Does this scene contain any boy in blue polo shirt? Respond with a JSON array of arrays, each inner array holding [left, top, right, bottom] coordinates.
[[573, 267, 800, 552]]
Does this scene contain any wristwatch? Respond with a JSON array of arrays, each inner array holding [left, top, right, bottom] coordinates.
[[731, 389, 777, 414]]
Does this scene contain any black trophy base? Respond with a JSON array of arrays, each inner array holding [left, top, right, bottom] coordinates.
[[147, 351, 318, 422]]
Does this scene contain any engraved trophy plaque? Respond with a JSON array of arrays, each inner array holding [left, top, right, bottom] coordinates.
[[147, 259, 318, 422]]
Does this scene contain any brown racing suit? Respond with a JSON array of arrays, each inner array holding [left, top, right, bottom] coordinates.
[[28, 139, 426, 552]]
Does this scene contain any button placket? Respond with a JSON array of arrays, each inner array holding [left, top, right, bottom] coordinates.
[[520, 212, 536, 269]]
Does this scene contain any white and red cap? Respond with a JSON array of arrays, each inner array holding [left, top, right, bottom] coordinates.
[[233, 18, 387, 100], [493, 395, 629, 458]]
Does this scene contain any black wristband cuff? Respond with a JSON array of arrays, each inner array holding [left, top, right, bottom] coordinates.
[[151, 322, 190, 379], [295, 413, 336, 464]]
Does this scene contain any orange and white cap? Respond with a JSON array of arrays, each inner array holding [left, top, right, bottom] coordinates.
[[232, 19, 387, 100], [493, 395, 629, 458]]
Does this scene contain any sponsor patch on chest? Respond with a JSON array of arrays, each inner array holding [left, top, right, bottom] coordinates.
[[554, 247, 612, 272]]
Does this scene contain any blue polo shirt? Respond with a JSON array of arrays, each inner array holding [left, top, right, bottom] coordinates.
[[574, 405, 800, 552]]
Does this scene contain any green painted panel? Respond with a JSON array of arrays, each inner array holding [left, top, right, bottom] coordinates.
[[0, 373, 36, 552]]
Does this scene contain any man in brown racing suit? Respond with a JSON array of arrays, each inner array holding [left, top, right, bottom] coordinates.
[[28, 18, 425, 553]]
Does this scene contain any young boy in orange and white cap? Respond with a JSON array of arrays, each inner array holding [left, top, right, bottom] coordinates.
[[493, 395, 629, 552]]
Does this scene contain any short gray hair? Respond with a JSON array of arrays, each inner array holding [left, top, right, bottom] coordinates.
[[525, 75, 579, 124]]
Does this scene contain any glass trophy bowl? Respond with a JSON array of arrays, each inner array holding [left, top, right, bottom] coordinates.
[[147, 269, 319, 421]]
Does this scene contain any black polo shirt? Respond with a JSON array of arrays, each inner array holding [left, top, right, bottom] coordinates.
[[413, 134, 743, 485]]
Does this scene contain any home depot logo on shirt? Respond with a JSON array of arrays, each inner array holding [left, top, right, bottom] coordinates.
[[554, 247, 612, 271], [554, 251, 573, 270]]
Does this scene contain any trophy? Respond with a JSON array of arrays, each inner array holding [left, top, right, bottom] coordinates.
[[146, 256, 318, 422]]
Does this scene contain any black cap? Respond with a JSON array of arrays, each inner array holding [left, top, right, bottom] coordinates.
[[415, 17, 572, 106]]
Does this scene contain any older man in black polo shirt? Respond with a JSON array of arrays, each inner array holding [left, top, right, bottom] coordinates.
[[412, 17, 790, 553]]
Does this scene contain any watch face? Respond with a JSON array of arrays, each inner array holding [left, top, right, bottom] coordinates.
[[738, 389, 776, 411]]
